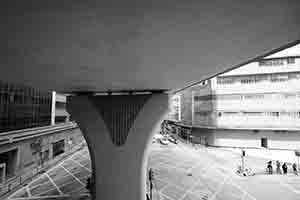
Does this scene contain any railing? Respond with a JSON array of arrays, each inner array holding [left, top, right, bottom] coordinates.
[[0, 122, 78, 145], [9, 193, 90, 200]]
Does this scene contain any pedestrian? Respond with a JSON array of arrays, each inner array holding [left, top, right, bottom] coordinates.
[[267, 160, 273, 174], [276, 160, 282, 174], [282, 162, 288, 174], [86, 177, 91, 191], [292, 163, 298, 175]]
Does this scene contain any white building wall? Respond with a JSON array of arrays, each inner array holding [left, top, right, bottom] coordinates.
[[213, 129, 300, 149], [188, 43, 300, 149], [216, 115, 300, 129], [168, 94, 181, 121], [211, 74, 300, 95], [209, 56, 300, 129], [214, 96, 300, 112]]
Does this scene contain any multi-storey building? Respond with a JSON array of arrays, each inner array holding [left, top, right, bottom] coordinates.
[[51, 92, 70, 125], [168, 94, 181, 122], [175, 42, 300, 149], [0, 82, 74, 195]]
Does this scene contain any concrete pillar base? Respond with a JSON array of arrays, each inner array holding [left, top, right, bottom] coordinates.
[[67, 93, 169, 200]]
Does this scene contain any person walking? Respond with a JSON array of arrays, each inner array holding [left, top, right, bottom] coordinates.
[[292, 163, 298, 175], [276, 161, 282, 174], [282, 162, 288, 175], [86, 176, 91, 191], [267, 160, 273, 174]]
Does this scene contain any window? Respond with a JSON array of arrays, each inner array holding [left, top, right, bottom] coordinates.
[[281, 112, 300, 118], [283, 94, 296, 99], [52, 140, 65, 157], [243, 112, 262, 116], [217, 77, 235, 84], [287, 57, 295, 64], [218, 94, 242, 100], [195, 111, 209, 117], [265, 112, 279, 117], [194, 95, 214, 101], [259, 57, 296, 66], [222, 112, 238, 116], [244, 94, 264, 99], [240, 76, 260, 84], [288, 72, 300, 80], [42, 150, 49, 162], [270, 74, 289, 82], [258, 59, 284, 66]]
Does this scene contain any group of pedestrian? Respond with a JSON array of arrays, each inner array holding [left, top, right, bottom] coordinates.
[[267, 160, 298, 175]]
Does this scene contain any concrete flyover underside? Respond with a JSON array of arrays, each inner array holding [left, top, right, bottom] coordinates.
[[0, 0, 299, 93], [67, 93, 169, 200]]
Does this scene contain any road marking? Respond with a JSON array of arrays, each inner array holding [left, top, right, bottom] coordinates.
[[60, 165, 85, 186], [160, 193, 176, 200], [227, 178, 257, 200], [186, 162, 205, 174], [156, 177, 186, 192], [209, 174, 231, 200], [241, 190, 248, 200], [278, 178, 300, 194], [8, 147, 90, 200], [69, 158, 92, 172], [45, 173, 64, 195], [211, 163, 257, 200], [34, 174, 90, 197]]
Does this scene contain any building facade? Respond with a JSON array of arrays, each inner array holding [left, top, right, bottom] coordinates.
[[51, 92, 70, 125], [175, 42, 300, 149], [0, 82, 52, 133], [168, 94, 181, 122], [0, 83, 74, 196], [0, 124, 85, 196]]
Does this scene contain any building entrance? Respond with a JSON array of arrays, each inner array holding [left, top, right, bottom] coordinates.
[[0, 149, 18, 179], [261, 138, 268, 148], [52, 139, 65, 157]]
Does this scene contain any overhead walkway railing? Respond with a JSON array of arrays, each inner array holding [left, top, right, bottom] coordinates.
[[0, 122, 78, 145]]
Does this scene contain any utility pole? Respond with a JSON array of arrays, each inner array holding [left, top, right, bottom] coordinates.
[[191, 91, 194, 125], [241, 150, 246, 172]]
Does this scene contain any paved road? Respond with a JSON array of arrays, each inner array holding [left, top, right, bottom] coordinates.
[[9, 139, 300, 200], [147, 141, 300, 200], [8, 147, 92, 200]]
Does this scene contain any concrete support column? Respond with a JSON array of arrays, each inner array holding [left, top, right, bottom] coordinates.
[[67, 93, 169, 200]]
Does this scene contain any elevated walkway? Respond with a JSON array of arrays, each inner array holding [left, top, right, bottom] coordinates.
[[0, 123, 77, 145]]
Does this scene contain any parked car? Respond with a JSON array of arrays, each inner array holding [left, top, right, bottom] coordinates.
[[159, 138, 170, 145], [168, 136, 178, 144]]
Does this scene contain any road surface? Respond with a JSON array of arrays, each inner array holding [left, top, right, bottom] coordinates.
[[147, 141, 300, 200], [8, 147, 91, 200]]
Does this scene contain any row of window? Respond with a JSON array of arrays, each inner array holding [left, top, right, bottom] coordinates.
[[217, 111, 300, 118], [194, 93, 300, 101], [258, 57, 295, 66], [217, 72, 300, 85], [194, 111, 300, 118]]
